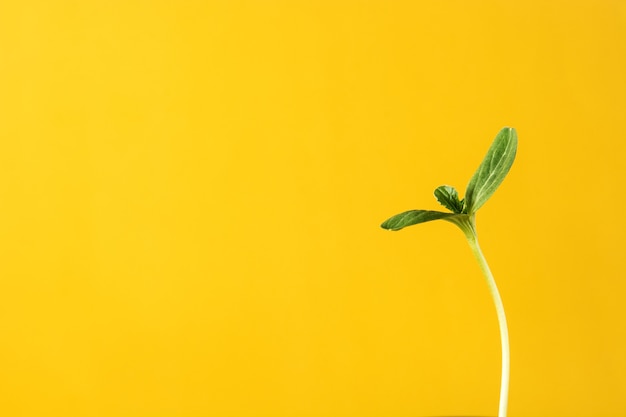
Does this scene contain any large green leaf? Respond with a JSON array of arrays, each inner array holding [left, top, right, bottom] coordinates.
[[464, 127, 517, 214], [380, 210, 457, 231], [434, 185, 464, 213]]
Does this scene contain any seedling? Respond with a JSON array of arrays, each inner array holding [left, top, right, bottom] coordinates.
[[381, 127, 517, 417]]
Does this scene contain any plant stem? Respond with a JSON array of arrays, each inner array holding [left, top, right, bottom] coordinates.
[[465, 230, 510, 417]]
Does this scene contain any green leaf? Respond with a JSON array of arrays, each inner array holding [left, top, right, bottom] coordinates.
[[380, 210, 457, 231], [464, 127, 517, 214], [434, 185, 464, 213]]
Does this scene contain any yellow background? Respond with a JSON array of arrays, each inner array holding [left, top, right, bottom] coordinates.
[[1, 1, 625, 416]]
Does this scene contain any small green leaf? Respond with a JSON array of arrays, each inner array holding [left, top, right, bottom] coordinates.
[[464, 127, 517, 214], [381, 210, 457, 231], [434, 185, 464, 213]]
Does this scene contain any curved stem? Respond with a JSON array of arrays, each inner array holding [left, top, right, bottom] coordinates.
[[465, 232, 510, 417]]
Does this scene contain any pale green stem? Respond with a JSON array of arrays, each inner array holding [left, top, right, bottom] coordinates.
[[465, 230, 510, 417], [442, 214, 511, 417]]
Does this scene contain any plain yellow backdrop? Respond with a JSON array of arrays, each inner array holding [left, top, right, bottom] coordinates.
[[1, 1, 625, 416]]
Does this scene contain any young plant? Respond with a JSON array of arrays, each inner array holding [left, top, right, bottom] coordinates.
[[381, 127, 517, 417]]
